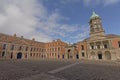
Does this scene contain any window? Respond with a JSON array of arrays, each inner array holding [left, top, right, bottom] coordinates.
[[3, 44, 6, 50], [19, 46, 22, 50], [55, 53, 56, 56], [36, 53, 38, 56], [52, 48, 54, 51], [97, 45, 100, 49], [91, 46, 94, 49], [11, 45, 14, 50], [118, 41, 120, 48], [82, 52, 85, 57], [81, 45, 84, 50], [2, 51, 5, 56], [33, 53, 35, 56], [62, 55, 64, 59], [58, 47, 60, 51], [26, 47, 28, 51], [104, 44, 108, 49]]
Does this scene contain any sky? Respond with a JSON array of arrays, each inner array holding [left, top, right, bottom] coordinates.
[[0, 0, 120, 43]]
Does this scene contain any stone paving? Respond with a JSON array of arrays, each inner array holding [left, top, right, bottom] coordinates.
[[0, 59, 120, 80]]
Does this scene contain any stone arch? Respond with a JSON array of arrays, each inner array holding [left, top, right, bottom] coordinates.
[[17, 52, 22, 59], [104, 51, 111, 60], [90, 51, 96, 60], [97, 51, 102, 59]]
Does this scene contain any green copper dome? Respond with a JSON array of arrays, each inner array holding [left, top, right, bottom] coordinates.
[[90, 11, 100, 19]]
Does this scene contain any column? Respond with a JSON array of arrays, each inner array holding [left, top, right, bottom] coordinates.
[[109, 40, 112, 49], [101, 41, 104, 49]]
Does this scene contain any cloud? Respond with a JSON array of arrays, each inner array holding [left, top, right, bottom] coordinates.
[[60, 0, 80, 5], [70, 25, 89, 42], [83, 0, 120, 6], [0, 0, 89, 43], [0, 0, 52, 42]]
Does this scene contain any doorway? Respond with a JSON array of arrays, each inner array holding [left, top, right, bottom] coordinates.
[[98, 54, 102, 59], [76, 54, 79, 59], [17, 52, 22, 59]]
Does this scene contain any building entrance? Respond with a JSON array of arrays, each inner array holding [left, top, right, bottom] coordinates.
[[98, 54, 102, 59], [76, 54, 79, 59], [17, 52, 22, 59]]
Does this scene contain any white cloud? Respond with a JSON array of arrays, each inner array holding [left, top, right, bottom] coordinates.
[[83, 0, 120, 6], [70, 25, 89, 42], [60, 0, 80, 4], [0, 0, 51, 42], [103, 0, 120, 5], [0, 0, 89, 43]]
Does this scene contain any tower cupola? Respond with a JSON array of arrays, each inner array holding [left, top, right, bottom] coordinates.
[[89, 11, 105, 37]]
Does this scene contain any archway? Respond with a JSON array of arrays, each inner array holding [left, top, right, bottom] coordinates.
[[98, 51, 102, 60], [17, 52, 22, 59], [104, 51, 111, 60], [90, 52, 96, 60], [76, 54, 79, 59]]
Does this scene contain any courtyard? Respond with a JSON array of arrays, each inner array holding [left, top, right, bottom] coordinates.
[[0, 59, 120, 80]]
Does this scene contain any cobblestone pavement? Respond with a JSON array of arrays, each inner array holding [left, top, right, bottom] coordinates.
[[0, 59, 120, 80]]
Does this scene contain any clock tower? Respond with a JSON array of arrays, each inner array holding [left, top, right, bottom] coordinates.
[[89, 11, 105, 37]]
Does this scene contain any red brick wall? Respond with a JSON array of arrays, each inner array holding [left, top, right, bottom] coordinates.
[[112, 38, 120, 48], [77, 41, 87, 52]]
